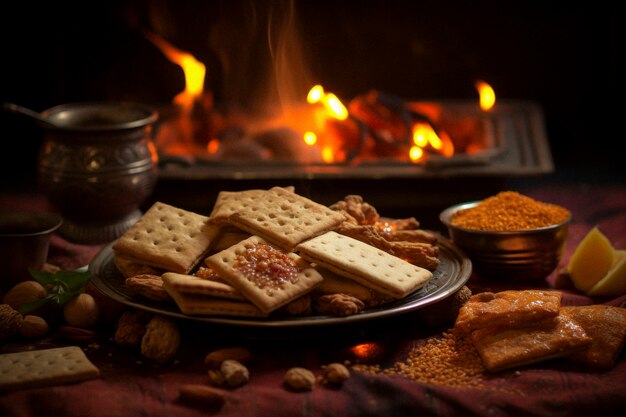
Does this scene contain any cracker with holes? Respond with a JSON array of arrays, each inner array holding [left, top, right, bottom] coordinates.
[[162, 272, 246, 301], [212, 186, 346, 251], [0, 346, 100, 391], [205, 235, 324, 314], [112, 201, 222, 274], [296, 231, 432, 299], [163, 278, 268, 317]]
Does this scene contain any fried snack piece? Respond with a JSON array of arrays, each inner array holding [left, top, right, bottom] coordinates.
[[114, 255, 163, 278], [454, 290, 562, 334], [329, 194, 380, 225], [125, 274, 172, 302], [561, 305, 626, 368], [471, 313, 592, 372]]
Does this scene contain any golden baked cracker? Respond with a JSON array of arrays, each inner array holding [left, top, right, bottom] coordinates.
[[454, 290, 562, 334], [163, 277, 268, 317], [162, 272, 245, 300], [114, 254, 163, 278], [296, 231, 432, 298], [218, 187, 346, 251], [112, 201, 222, 274], [562, 305, 626, 368], [471, 313, 592, 372], [312, 267, 377, 303], [205, 235, 324, 314], [0, 346, 100, 391]]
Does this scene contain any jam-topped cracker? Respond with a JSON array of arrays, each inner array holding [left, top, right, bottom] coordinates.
[[212, 187, 346, 251], [112, 202, 222, 274], [296, 231, 432, 299], [454, 290, 562, 334], [205, 235, 324, 314]]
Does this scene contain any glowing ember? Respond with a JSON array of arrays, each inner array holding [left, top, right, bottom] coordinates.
[[475, 80, 496, 111]]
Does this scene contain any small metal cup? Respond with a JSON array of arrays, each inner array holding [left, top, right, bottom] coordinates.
[[440, 201, 570, 281], [0, 211, 62, 292], [37, 101, 159, 244]]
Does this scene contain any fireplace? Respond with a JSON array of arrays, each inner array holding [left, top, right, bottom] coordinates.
[[7, 1, 613, 220]]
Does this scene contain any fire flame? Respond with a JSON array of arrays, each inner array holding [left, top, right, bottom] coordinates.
[[475, 80, 496, 111], [306, 85, 348, 120], [144, 31, 206, 110]]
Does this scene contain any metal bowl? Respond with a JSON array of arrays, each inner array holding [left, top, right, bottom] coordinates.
[[439, 201, 570, 281]]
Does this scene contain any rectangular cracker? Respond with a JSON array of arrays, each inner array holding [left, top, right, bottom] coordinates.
[[162, 272, 245, 301], [215, 187, 345, 251], [296, 231, 432, 298], [205, 235, 324, 314], [562, 305, 626, 368], [454, 290, 562, 334], [0, 346, 100, 391], [471, 313, 592, 372], [112, 201, 222, 274], [163, 278, 267, 317]]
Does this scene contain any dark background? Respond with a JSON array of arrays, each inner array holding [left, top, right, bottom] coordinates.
[[1, 0, 623, 189]]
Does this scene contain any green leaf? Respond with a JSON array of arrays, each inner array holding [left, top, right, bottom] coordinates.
[[28, 268, 59, 285], [25, 268, 91, 311], [52, 270, 90, 292]]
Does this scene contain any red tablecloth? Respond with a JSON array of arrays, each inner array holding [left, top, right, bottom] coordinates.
[[2, 180, 626, 417]]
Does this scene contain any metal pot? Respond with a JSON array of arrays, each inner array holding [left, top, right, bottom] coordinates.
[[37, 101, 159, 244]]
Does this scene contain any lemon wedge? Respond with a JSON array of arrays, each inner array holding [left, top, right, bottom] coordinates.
[[586, 250, 626, 296], [567, 226, 615, 292]]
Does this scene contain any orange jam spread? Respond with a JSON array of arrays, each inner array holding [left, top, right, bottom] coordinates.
[[235, 242, 301, 292]]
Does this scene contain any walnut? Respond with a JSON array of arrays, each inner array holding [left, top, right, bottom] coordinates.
[[330, 195, 379, 225], [322, 363, 350, 385], [284, 367, 316, 391], [0, 304, 23, 341], [125, 274, 172, 302], [115, 309, 151, 348], [220, 359, 250, 387], [314, 293, 365, 317], [140, 315, 180, 363]]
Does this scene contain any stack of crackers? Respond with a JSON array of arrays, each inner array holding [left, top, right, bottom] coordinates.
[[111, 186, 437, 319]]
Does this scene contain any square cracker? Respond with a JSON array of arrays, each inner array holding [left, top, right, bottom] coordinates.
[[454, 290, 562, 334], [162, 272, 245, 301], [205, 235, 324, 314], [112, 201, 222, 274], [163, 277, 268, 318], [214, 187, 345, 251], [296, 231, 432, 298], [0, 346, 100, 391], [562, 305, 626, 368]]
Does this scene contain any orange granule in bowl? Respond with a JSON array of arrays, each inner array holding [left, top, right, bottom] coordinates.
[[450, 191, 571, 231]]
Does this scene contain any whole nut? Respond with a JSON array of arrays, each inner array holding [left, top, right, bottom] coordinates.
[[220, 359, 250, 387], [63, 293, 100, 328], [323, 363, 350, 384], [204, 347, 252, 369], [2, 281, 47, 310], [60, 326, 98, 343], [284, 367, 316, 391], [141, 315, 180, 364], [0, 304, 23, 341], [178, 384, 226, 409], [19, 315, 49, 339]]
